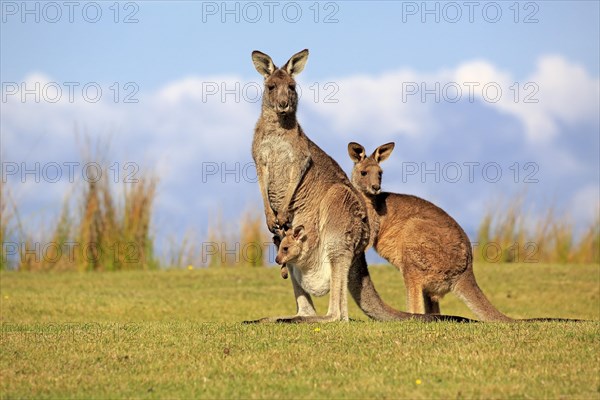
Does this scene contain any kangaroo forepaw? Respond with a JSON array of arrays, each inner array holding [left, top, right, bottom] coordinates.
[[268, 223, 280, 234], [266, 212, 280, 233], [280, 265, 289, 279], [275, 212, 291, 230]]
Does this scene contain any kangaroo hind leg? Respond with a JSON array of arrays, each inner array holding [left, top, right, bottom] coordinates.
[[424, 293, 441, 314], [404, 274, 426, 314]]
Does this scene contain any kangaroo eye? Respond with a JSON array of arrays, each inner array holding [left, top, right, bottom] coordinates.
[[288, 84, 296, 90], [282, 247, 288, 252], [378, 172, 382, 178], [267, 85, 275, 91], [360, 171, 367, 176]]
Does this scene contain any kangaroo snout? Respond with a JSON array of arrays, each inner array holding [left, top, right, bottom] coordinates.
[[276, 103, 290, 114], [371, 184, 381, 193]]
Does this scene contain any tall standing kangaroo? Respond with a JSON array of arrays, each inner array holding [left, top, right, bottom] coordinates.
[[348, 142, 513, 322], [249, 49, 472, 323]]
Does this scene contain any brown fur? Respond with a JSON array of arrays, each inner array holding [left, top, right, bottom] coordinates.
[[272, 233, 289, 279], [348, 142, 512, 322], [275, 225, 306, 266], [248, 49, 473, 323]]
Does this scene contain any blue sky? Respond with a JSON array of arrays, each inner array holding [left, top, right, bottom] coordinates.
[[3, 1, 599, 83], [2, 1, 599, 264]]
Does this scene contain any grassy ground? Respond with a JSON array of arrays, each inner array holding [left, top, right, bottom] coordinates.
[[1, 264, 599, 399]]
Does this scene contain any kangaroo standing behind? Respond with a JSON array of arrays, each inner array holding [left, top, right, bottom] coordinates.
[[347, 142, 513, 322], [249, 49, 472, 323]]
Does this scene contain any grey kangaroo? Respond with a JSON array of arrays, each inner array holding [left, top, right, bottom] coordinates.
[[348, 142, 585, 323], [348, 142, 512, 321], [249, 49, 473, 323]]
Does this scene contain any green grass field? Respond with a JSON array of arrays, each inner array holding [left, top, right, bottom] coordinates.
[[1, 264, 599, 399]]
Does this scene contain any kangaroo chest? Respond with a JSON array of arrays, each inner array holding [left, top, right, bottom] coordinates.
[[255, 133, 306, 212], [290, 255, 331, 297]]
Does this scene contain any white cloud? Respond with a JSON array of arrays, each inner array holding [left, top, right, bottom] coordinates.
[[570, 184, 600, 225], [455, 56, 600, 142], [531, 56, 600, 125], [304, 55, 599, 143], [301, 70, 438, 138]]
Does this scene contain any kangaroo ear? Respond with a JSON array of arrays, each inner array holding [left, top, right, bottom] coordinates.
[[283, 49, 309, 76], [372, 142, 395, 163], [348, 142, 366, 163], [292, 225, 306, 241], [252, 50, 276, 78]]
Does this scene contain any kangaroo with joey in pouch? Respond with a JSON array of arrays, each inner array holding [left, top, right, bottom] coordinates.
[[249, 48, 473, 323], [348, 141, 584, 323]]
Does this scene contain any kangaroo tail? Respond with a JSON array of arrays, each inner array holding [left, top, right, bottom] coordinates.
[[453, 268, 586, 322], [348, 253, 475, 323], [453, 270, 513, 322]]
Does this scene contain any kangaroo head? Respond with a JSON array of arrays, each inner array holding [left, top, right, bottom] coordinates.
[[275, 225, 307, 265], [252, 49, 308, 116], [348, 142, 395, 196]]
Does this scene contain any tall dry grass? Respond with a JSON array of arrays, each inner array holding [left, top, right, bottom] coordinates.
[[239, 209, 271, 267], [166, 206, 272, 268], [18, 173, 159, 271], [1, 180, 16, 270], [475, 196, 599, 264], [5, 140, 159, 271], [165, 206, 272, 269]]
